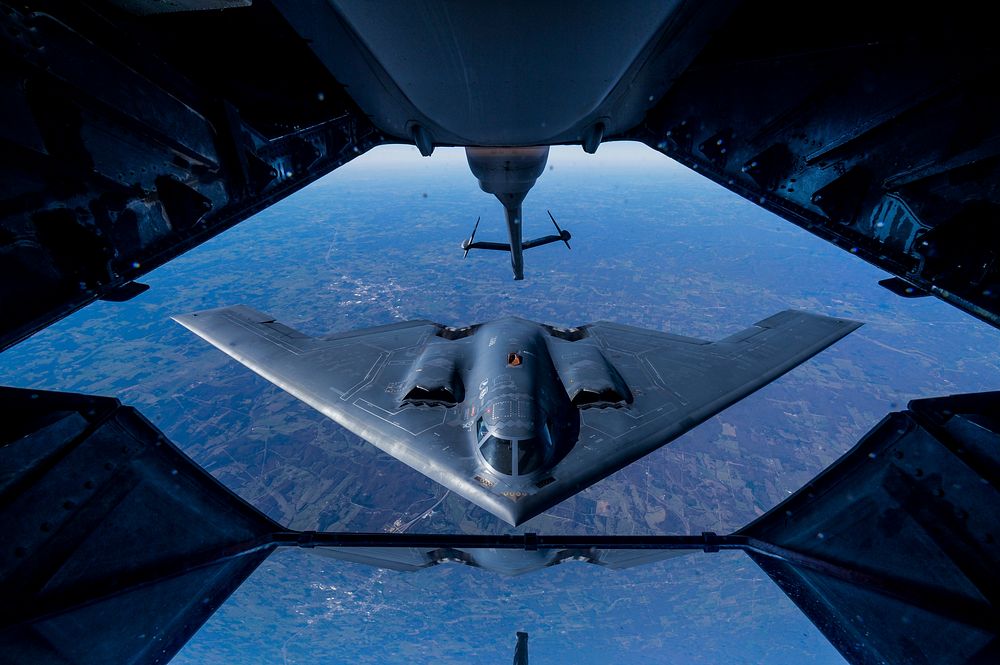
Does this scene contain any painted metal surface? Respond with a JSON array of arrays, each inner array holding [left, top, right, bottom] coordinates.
[[2, 1, 999, 347], [2, 386, 996, 664], [173, 307, 860, 525]]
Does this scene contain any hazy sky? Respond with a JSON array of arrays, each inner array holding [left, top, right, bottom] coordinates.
[[342, 140, 681, 173]]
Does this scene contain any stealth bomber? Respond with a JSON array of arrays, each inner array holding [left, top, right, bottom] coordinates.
[[174, 307, 860, 525]]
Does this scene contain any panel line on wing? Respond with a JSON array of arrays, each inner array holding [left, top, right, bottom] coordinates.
[[221, 311, 313, 355], [637, 354, 690, 405], [354, 398, 448, 436], [340, 351, 389, 401]]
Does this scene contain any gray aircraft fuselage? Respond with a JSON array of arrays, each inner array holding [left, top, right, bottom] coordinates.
[[462, 318, 579, 483]]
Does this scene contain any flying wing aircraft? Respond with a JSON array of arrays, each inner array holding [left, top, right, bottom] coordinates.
[[174, 307, 860, 525]]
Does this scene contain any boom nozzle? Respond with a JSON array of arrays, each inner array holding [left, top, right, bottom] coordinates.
[[463, 147, 573, 280]]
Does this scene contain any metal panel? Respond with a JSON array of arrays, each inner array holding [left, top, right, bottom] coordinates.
[[2, 387, 997, 663], [0, 387, 278, 665], [0, 1, 385, 352], [740, 392, 1000, 665]]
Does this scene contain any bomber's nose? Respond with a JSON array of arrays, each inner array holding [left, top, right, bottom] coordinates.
[[466, 548, 557, 576]]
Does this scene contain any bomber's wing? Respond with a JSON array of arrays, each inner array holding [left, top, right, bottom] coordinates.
[[310, 547, 438, 572], [310, 545, 691, 575], [172, 305, 506, 518], [511, 310, 861, 524]]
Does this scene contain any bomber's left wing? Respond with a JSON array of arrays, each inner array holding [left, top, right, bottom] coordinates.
[[172, 305, 515, 521]]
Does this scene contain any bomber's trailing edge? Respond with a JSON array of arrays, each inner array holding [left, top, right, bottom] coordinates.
[[174, 307, 860, 525], [313, 538, 689, 577]]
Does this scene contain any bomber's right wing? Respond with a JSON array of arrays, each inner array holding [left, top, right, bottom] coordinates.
[[509, 310, 861, 524]]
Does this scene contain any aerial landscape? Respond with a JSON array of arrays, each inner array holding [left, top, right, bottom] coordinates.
[[1, 143, 997, 663]]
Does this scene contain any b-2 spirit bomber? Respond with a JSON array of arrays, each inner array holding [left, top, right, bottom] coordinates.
[[174, 306, 859, 525]]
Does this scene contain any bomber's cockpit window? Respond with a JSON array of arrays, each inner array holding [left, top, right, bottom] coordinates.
[[516, 437, 545, 475], [518, 421, 552, 476], [479, 436, 513, 475], [477, 420, 552, 477]]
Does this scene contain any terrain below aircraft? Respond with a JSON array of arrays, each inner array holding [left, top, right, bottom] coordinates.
[[462, 146, 571, 280], [174, 307, 860, 525]]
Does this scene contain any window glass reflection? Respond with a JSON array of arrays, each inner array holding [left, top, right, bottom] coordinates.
[[480, 436, 513, 475], [516, 437, 545, 475]]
